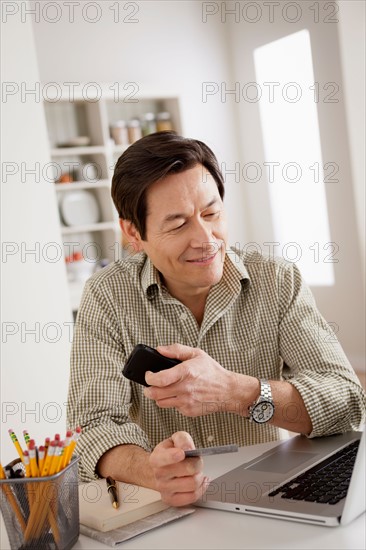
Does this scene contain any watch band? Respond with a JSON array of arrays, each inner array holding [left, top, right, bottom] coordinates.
[[248, 379, 275, 423], [260, 379, 273, 401]]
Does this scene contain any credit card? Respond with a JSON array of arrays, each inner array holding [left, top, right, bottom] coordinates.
[[184, 444, 239, 457]]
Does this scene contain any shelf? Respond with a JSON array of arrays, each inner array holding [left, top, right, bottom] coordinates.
[[51, 146, 105, 156], [61, 221, 117, 234], [55, 180, 111, 191], [44, 92, 181, 314]]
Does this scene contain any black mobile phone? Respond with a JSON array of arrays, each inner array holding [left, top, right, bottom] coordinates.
[[122, 344, 181, 386]]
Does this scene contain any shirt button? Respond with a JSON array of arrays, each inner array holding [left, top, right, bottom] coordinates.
[[207, 435, 214, 443], [180, 312, 188, 321]]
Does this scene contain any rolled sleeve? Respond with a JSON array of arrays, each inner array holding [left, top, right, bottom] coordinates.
[[75, 423, 151, 482], [278, 261, 366, 437], [67, 276, 151, 482]]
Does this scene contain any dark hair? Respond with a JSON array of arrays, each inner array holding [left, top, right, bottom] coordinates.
[[111, 131, 225, 240]]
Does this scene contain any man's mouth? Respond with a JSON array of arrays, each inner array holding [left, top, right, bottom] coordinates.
[[186, 253, 217, 264]]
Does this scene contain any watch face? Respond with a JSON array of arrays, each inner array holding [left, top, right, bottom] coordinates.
[[252, 401, 275, 423]]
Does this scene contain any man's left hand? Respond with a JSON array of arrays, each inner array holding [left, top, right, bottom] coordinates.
[[143, 343, 243, 417]]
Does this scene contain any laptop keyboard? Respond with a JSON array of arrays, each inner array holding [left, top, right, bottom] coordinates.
[[268, 439, 360, 505]]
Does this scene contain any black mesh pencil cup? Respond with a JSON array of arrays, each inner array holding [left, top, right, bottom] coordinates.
[[0, 456, 79, 550]]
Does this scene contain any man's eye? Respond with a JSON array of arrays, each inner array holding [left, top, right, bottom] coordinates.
[[205, 211, 219, 218], [171, 222, 186, 231]]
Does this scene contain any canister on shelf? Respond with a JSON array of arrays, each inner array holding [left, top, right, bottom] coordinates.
[[127, 119, 143, 143], [156, 112, 173, 132], [141, 113, 157, 136], [110, 120, 129, 146]]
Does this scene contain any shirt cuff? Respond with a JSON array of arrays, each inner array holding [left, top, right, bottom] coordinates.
[[74, 423, 152, 482], [286, 369, 358, 438]]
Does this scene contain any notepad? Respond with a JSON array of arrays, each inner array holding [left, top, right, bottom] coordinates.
[[79, 480, 170, 532]]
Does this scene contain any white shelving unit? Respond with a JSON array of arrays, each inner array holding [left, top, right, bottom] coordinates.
[[43, 88, 182, 312]]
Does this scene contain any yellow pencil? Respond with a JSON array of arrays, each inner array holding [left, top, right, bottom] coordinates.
[[8, 429, 24, 462], [44, 437, 50, 459], [41, 441, 56, 477], [22, 450, 35, 509], [26, 441, 57, 539], [60, 430, 73, 470], [65, 426, 81, 467], [22, 450, 31, 478], [23, 430, 31, 447], [26, 441, 57, 541], [49, 442, 63, 476], [38, 445, 45, 475], [28, 440, 39, 478], [56, 442, 65, 474]]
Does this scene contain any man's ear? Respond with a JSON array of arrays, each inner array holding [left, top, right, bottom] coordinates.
[[119, 219, 144, 253]]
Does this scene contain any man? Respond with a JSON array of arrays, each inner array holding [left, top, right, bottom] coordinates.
[[67, 132, 366, 507]]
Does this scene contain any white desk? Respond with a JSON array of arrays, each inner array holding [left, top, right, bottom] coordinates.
[[1, 441, 365, 549]]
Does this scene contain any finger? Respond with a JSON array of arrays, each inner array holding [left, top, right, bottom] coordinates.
[[171, 431, 195, 451], [154, 456, 203, 480], [149, 438, 184, 468], [163, 476, 210, 507], [156, 343, 198, 361], [149, 431, 193, 468], [158, 472, 204, 493], [145, 363, 185, 388], [155, 397, 178, 409], [163, 490, 199, 507]]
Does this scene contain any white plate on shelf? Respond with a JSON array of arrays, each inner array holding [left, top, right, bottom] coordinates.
[[60, 190, 100, 226]]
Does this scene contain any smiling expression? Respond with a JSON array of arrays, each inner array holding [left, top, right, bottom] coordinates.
[[122, 164, 228, 303]]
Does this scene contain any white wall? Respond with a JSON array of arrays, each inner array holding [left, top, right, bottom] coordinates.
[[30, 0, 246, 245], [1, 7, 73, 465], [224, 1, 365, 371], [337, 0, 365, 282]]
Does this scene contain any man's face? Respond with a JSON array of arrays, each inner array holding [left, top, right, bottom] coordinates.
[[138, 164, 228, 300]]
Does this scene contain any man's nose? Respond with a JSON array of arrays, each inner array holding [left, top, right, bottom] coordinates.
[[188, 219, 215, 249]]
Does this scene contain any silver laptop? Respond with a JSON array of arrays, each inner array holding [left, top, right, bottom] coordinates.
[[196, 429, 365, 526]]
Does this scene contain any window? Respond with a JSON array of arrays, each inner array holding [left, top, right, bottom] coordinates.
[[254, 30, 334, 286]]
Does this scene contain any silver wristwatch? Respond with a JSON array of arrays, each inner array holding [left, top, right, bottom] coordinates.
[[249, 379, 275, 424]]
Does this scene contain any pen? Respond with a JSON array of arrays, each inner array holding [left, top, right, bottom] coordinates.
[[106, 477, 119, 509]]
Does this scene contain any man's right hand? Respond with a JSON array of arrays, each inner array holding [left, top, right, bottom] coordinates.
[[149, 431, 209, 506]]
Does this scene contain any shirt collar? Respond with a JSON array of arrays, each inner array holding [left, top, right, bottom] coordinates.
[[140, 254, 162, 300], [140, 246, 250, 300], [222, 247, 251, 294]]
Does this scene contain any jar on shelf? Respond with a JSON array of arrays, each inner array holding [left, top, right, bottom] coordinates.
[[141, 113, 157, 136], [127, 119, 143, 144], [110, 120, 129, 146], [57, 172, 73, 184], [156, 112, 173, 132]]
